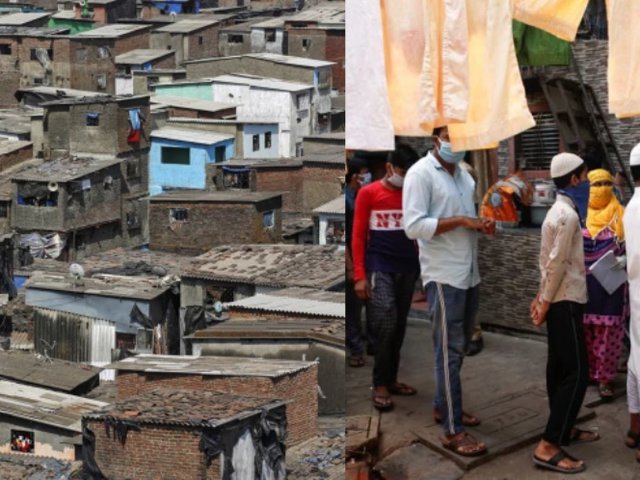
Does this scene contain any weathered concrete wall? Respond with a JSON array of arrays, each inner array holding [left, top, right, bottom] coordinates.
[[195, 340, 345, 414], [0, 144, 33, 173], [150, 32, 184, 65], [12, 182, 66, 231], [218, 32, 252, 57], [250, 27, 285, 54], [149, 198, 282, 254], [186, 24, 221, 62], [243, 123, 279, 158], [286, 28, 326, 61], [0, 416, 77, 461], [302, 162, 343, 212]]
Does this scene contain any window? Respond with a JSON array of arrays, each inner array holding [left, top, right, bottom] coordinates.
[[516, 112, 560, 170], [302, 38, 311, 50], [161, 147, 190, 165], [96, 73, 107, 90], [0, 44, 11, 55], [170, 208, 188, 221], [97, 46, 110, 59], [198, 36, 204, 45], [264, 132, 272, 149], [215, 146, 226, 163], [86, 112, 100, 126], [263, 210, 274, 229], [222, 169, 249, 189], [126, 212, 140, 229], [265, 29, 276, 42], [11, 430, 34, 453], [126, 159, 139, 178], [30, 48, 53, 61], [32, 77, 44, 86], [252, 134, 260, 152], [228, 34, 244, 44], [0, 203, 8, 218], [296, 94, 303, 109]]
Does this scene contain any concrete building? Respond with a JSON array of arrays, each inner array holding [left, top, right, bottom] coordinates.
[[283, 3, 345, 91], [150, 18, 223, 65], [0, 380, 107, 461], [108, 353, 318, 445], [149, 126, 235, 194], [71, 0, 137, 25], [313, 194, 344, 245], [250, 16, 285, 54], [84, 390, 286, 480], [0, 110, 32, 141], [48, 11, 96, 35], [115, 48, 176, 74], [211, 73, 313, 157], [15, 86, 105, 109], [148, 190, 283, 254], [150, 95, 237, 119], [0, 141, 32, 173], [69, 24, 152, 94], [0, 12, 52, 28], [131, 68, 187, 95], [152, 77, 215, 99], [218, 17, 267, 56]]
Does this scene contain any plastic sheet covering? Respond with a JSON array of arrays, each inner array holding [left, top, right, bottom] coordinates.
[[19, 233, 65, 259], [104, 417, 141, 445], [200, 406, 286, 480], [129, 304, 153, 329], [231, 430, 256, 480], [183, 305, 206, 336], [82, 425, 107, 480]]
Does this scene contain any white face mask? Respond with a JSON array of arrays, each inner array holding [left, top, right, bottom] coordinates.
[[357, 172, 372, 186], [387, 166, 404, 188]]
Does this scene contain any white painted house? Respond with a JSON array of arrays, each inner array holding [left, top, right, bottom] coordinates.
[[211, 74, 314, 158]]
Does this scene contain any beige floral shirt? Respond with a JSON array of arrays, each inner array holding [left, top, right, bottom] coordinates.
[[539, 195, 588, 304]]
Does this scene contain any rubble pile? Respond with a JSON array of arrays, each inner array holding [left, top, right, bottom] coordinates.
[[288, 421, 345, 479], [0, 454, 78, 480]]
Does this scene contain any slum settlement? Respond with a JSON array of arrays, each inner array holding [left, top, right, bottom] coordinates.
[[0, 1, 345, 478]]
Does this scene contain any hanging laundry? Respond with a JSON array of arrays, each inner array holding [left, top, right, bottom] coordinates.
[[513, 21, 571, 67], [606, 0, 640, 118], [127, 108, 144, 143]]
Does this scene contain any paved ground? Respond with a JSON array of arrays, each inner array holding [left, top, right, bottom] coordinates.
[[347, 316, 640, 479]]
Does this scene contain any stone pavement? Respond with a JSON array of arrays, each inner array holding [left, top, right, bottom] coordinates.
[[346, 317, 639, 479]]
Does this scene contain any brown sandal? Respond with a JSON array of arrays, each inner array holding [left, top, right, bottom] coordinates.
[[441, 432, 487, 457], [388, 382, 417, 396], [433, 409, 481, 427], [569, 428, 600, 444], [372, 394, 394, 411]]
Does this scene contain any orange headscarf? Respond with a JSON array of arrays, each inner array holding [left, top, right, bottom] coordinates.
[[586, 169, 625, 240]]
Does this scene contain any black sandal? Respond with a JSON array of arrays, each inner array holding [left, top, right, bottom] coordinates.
[[533, 450, 585, 474], [626, 430, 640, 449]]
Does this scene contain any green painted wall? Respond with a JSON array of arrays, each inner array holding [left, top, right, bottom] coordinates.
[[48, 18, 95, 35], [154, 83, 213, 101]]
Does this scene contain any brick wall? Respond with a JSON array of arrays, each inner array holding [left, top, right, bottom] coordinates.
[[115, 364, 318, 445], [87, 421, 221, 480], [0, 144, 32, 172], [150, 53, 176, 70], [254, 166, 303, 213], [302, 162, 343, 211], [477, 229, 543, 335], [148, 201, 282, 254], [0, 38, 19, 107], [325, 30, 344, 92], [187, 25, 221, 61]]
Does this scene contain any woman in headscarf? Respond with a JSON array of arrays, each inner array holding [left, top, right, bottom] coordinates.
[[583, 169, 628, 400]]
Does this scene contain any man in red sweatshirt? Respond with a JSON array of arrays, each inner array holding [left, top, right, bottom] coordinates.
[[353, 143, 421, 411]]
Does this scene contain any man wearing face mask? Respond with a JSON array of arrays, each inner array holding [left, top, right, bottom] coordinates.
[[352, 144, 421, 411], [530, 153, 597, 474], [346, 155, 371, 368], [403, 126, 495, 457]]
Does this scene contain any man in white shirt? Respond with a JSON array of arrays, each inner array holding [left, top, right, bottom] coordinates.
[[403, 126, 494, 457]]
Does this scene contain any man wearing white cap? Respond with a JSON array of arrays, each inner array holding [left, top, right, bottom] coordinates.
[[624, 144, 640, 460], [531, 152, 598, 474]]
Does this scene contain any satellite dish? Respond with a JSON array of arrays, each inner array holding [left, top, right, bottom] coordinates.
[[69, 263, 85, 279], [47, 181, 59, 192], [104, 175, 113, 186]]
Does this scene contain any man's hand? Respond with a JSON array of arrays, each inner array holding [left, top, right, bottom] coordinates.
[[532, 299, 550, 327], [463, 218, 485, 231], [354, 279, 369, 300], [529, 294, 539, 317], [613, 255, 627, 271], [480, 218, 496, 236]]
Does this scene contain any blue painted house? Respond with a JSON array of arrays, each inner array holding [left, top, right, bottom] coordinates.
[[149, 127, 234, 196]]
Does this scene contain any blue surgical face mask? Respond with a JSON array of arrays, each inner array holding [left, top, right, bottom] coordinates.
[[559, 179, 590, 223], [358, 172, 372, 186], [438, 141, 466, 165]]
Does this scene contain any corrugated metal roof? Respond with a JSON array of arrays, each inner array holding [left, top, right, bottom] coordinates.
[[0, 380, 107, 432], [115, 49, 174, 65], [211, 74, 312, 92], [150, 126, 234, 145], [313, 195, 344, 215], [108, 353, 316, 378], [0, 350, 101, 393], [225, 293, 344, 318]]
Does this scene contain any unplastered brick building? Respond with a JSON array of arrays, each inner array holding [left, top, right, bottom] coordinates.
[[83, 389, 287, 480], [108, 354, 318, 445]]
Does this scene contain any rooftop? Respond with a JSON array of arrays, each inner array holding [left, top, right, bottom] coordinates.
[[190, 318, 344, 346], [149, 190, 282, 203], [154, 18, 220, 33], [184, 244, 344, 290], [247, 52, 334, 68], [150, 95, 236, 114], [220, 17, 271, 33], [16, 86, 108, 102], [0, 140, 31, 156], [0, 380, 107, 433], [40, 94, 149, 107], [10, 156, 122, 182], [151, 126, 234, 145], [0, 26, 68, 36], [74, 23, 150, 38], [167, 117, 277, 127], [211, 74, 313, 92], [301, 149, 344, 165], [313, 194, 345, 215], [0, 109, 32, 135], [85, 389, 283, 428], [251, 17, 285, 29], [0, 350, 101, 393], [115, 48, 174, 65], [0, 12, 51, 25], [225, 292, 344, 319], [285, 4, 345, 28], [108, 353, 316, 378], [26, 272, 171, 301]]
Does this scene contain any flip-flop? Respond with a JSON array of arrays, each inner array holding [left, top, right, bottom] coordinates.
[[598, 383, 614, 400], [349, 355, 365, 368], [372, 394, 394, 411], [440, 432, 487, 457], [388, 382, 417, 396], [434, 409, 481, 427], [569, 428, 600, 444], [532, 450, 585, 474], [625, 430, 640, 449]]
